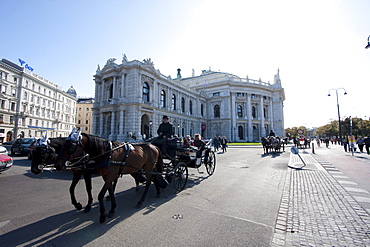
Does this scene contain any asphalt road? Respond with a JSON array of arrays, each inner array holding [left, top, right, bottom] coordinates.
[[0, 146, 289, 246]]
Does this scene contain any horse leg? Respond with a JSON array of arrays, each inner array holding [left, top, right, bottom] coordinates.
[[136, 174, 152, 208], [70, 172, 83, 211], [106, 178, 118, 201], [83, 171, 93, 213], [107, 185, 116, 218], [98, 186, 108, 223]]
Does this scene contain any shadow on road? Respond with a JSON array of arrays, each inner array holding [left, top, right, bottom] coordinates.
[[1, 169, 209, 246]]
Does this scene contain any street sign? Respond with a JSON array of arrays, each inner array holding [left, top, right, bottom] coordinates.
[[297, 129, 304, 135]]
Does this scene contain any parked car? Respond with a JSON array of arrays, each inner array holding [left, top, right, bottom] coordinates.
[[0, 145, 9, 156], [11, 138, 36, 156], [0, 154, 13, 172]]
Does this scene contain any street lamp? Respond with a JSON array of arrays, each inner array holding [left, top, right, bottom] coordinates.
[[366, 35, 370, 49], [328, 88, 347, 144]]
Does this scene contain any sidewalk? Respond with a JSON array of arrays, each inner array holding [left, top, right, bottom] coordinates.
[[271, 146, 370, 246]]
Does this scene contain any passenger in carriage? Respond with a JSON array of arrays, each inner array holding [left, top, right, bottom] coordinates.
[[157, 115, 173, 154], [193, 133, 208, 166], [183, 135, 193, 147]]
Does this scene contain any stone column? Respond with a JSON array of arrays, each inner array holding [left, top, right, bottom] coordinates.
[[112, 76, 116, 99], [99, 113, 104, 137], [230, 92, 236, 141], [269, 97, 274, 132], [109, 111, 116, 140], [117, 109, 125, 141], [247, 94, 253, 141], [260, 96, 265, 137]]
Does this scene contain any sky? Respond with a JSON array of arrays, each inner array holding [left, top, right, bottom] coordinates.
[[1, 0, 369, 129]]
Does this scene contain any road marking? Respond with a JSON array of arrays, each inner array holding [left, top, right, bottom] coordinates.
[[353, 196, 370, 203], [343, 187, 369, 193], [328, 171, 344, 175], [332, 175, 349, 179], [0, 220, 10, 228], [338, 180, 358, 185]]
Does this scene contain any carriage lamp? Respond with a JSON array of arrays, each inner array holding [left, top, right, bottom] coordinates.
[[328, 88, 347, 145], [366, 35, 370, 49]]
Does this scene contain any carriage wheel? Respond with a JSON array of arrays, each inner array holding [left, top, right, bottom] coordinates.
[[205, 151, 216, 176], [173, 162, 188, 192]]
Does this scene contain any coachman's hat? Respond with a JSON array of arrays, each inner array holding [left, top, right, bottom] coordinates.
[[162, 115, 169, 119]]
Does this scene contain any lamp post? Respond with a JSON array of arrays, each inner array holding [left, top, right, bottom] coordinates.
[[328, 88, 347, 144]]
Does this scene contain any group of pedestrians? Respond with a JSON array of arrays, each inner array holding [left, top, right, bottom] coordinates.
[[212, 135, 228, 153], [356, 136, 370, 154]]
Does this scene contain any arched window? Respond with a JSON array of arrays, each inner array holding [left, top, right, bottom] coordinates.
[[252, 106, 256, 118], [172, 94, 176, 110], [189, 100, 193, 115], [142, 82, 149, 102], [237, 105, 243, 117], [238, 126, 244, 140], [160, 90, 166, 107], [214, 105, 220, 118], [181, 97, 185, 113]]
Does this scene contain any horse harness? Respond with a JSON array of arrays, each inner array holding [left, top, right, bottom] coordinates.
[[62, 139, 139, 173]]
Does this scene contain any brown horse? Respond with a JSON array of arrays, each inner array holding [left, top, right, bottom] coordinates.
[[53, 131, 164, 223], [30, 136, 120, 213]]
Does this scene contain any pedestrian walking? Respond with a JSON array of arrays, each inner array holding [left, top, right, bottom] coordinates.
[[343, 138, 349, 152], [356, 136, 365, 153], [364, 136, 370, 155], [325, 137, 330, 148], [221, 136, 228, 153], [212, 136, 219, 152]]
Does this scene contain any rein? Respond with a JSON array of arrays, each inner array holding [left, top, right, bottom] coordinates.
[[64, 141, 132, 169]]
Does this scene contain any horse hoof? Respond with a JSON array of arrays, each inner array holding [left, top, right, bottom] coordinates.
[[135, 202, 142, 209], [99, 214, 107, 223], [74, 203, 83, 211], [83, 205, 91, 213], [108, 211, 115, 218]]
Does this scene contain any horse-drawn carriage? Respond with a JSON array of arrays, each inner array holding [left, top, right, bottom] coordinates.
[[261, 136, 285, 154], [30, 130, 216, 223], [151, 138, 216, 192]]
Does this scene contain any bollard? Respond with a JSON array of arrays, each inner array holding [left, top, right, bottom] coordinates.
[[312, 142, 315, 154]]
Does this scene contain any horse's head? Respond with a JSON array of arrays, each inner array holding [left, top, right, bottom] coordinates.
[[31, 145, 57, 174], [30, 133, 51, 174], [30, 134, 68, 174], [54, 128, 85, 171]]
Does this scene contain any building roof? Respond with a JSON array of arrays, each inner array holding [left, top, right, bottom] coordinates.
[[66, 85, 77, 97]]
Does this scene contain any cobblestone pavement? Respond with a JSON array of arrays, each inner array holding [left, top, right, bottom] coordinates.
[[271, 149, 370, 246]]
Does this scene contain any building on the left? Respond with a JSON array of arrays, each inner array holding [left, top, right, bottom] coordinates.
[[0, 58, 77, 142]]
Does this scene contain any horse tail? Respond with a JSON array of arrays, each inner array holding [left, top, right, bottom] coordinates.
[[154, 145, 164, 173]]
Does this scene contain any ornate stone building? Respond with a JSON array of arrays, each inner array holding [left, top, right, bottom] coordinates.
[[93, 55, 285, 142], [0, 59, 77, 142]]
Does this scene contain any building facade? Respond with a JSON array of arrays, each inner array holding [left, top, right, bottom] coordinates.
[[93, 55, 285, 142], [76, 97, 94, 134], [0, 59, 77, 142]]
